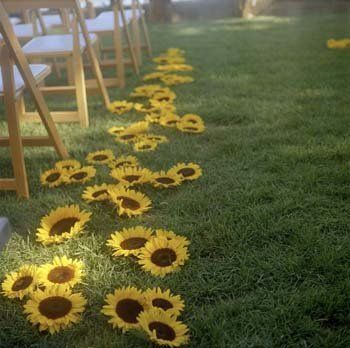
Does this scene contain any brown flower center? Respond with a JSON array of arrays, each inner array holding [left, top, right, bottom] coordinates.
[[178, 168, 195, 177], [46, 172, 61, 183], [120, 237, 147, 250], [123, 175, 141, 183], [11, 276, 33, 291], [117, 196, 141, 210], [148, 322, 176, 341], [115, 299, 144, 324], [92, 189, 108, 198], [39, 296, 72, 319], [92, 154, 108, 161], [47, 266, 74, 284], [70, 172, 88, 180], [151, 248, 177, 267], [49, 218, 79, 236], [184, 126, 198, 131], [156, 177, 175, 185], [152, 298, 173, 311], [120, 134, 136, 140], [140, 145, 151, 150], [167, 120, 177, 125]]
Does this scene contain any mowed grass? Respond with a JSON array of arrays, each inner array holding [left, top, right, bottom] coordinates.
[[2, 12, 350, 347]]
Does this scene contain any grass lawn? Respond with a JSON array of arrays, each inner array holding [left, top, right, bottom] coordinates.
[[2, 12, 350, 347]]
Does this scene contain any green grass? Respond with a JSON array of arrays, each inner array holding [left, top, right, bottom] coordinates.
[[2, 12, 350, 347]]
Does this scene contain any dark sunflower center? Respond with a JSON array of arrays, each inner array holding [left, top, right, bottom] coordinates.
[[46, 173, 61, 183], [47, 266, 74, 284], [151, 248, 177, 267], [123, 175, 141, 183], [178, 168, 195, 177], [70, 172, 88, 180], [158, 97, 170, 102], [167, 120, 177, 125], [92, 189, 108, 198], [49, 217, 79, 236], [120, 237, 147, 250], [140, 145, 151, 150], [11, 276, 33, 291], [187, 119, 198, 124], [92, 154, 108, 161], [117, 196, 141, 210], [184, 126, 197, 131], [115, 299, 144, 323], [39, 296, 72, 319], [149, 322, 176, 341], [152, 298, 174, 311], [113, 130, 123, 134], [115, 106, 125, 110], [156, 177, 175, 185], [120, 134, 136, 140]]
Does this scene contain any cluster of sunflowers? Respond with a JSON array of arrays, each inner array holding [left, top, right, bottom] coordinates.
[[327, 38, 350, 49], [3, 48, 200, 347], [107, 48, 205, 153], [1, 258, 189, 345]]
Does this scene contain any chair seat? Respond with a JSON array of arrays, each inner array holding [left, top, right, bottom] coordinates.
[[22, 33, 98, 57], [0, 64, 50, 97], [38, 14, 73, 29], [0, 24, 42, 42], [10, 17, 21, 25], [85, 17, 123, 33]]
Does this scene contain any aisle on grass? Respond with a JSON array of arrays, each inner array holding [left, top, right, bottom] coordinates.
[[1, 48, 205, 347]]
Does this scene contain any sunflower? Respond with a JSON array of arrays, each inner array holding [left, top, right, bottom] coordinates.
[[1, 265, 39, 300], [101, 286, 148, 332], [177, 122, 205, 134], [82, 183, 115, 203], [134, 103, 157, 113], [168, 163, 202, 181], [36, 205, 91, 246], [108, 100, 134, 115], [138, 237, 189, 277], [106, 226, 154, 257], [108, 155, 139, 170], [150, 100, 177, 113], [159, 114, 181, 128], [145, 112, 162, 124], [131, 85, 162, 98], [180, 114, 204, 125], [161, 75, 194, 86], [144, 288, 184, 317], [143, 72, 167, 81], [157, 64, 193, 72], [138, 308, 189, 347], [139, 134, 168, 144], [134, 140, 158, 152], [108, 126, 126, 136], [23, 286, 86, 334], [151, 92, 176, 105], [55, 159, 81, 171], [65, 166, 96, 184], [151, 171, 183, 189], [86, 150, 115, 165], [115, 132, 141, 144], [109, 187, 152, 217], [125, 121, 149, 135], [40, 168, 66, 188], [153, 56, 186, 65], [38, 256, 84, 290], [110, 167, 153, 186], [166, 48, 185, 56], [154, 229, 190, 247]]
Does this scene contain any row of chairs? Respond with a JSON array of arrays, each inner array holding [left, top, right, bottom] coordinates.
[[0, 0, 153, 198]]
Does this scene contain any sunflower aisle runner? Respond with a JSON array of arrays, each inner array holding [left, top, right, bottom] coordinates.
[[1, 48, 205, 347]]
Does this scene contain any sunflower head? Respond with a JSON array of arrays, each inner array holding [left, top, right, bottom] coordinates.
[[108, 155, 139, 170], [23, 286, 87, 334], [159, 114, 181, 128], [151, 90, 176, 103], [86, 150, 115, 165], [133, 140, 158, 152], [109, 187, 152, 218], [116, 132, 141, 144], [106, 226, 154, 257], [150, 100, 177, 113], [139, 134, 168, 144], [40, 168, 66, 188], [168, 163, 202, 181], [82, 183, 116, 203], [145, 112, 162, 124], [101, 286, 148, 332], [143, 72, 167, 82], [1, 265, 39, 299], [144, 287, 185, 318], [65, 166, 96, 184], [154, 229, 190, 247], [134, 103, 157, 113], [161, 74, 194, 86], [131, 85, 162, 98], [36, 205, 91, 246], [151, 171, 183, 189], [124, 121, 149, 135], [110, 167, 153, 186], [55, 159, 81, 171], [108, 126, 126, 136], [177, 121, 205, 134], [138, 308, 190, 347], [108, 100, 134, 115], [38, 256, 84, 290], [156, 64, 193, 72], [180, 114, 204, 125], [138, 237, 189, 277]]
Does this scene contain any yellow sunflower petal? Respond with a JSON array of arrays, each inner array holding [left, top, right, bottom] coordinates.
[[86, 150, 115, 165], [40, 168, 66, 188], [65, 166, 96, 184], [168, 163, 202, 181], [151, 171, 183, 189]]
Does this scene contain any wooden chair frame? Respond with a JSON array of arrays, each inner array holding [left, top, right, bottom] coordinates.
[[0, 2, 68, 198], [2, 0, 110, 127]]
